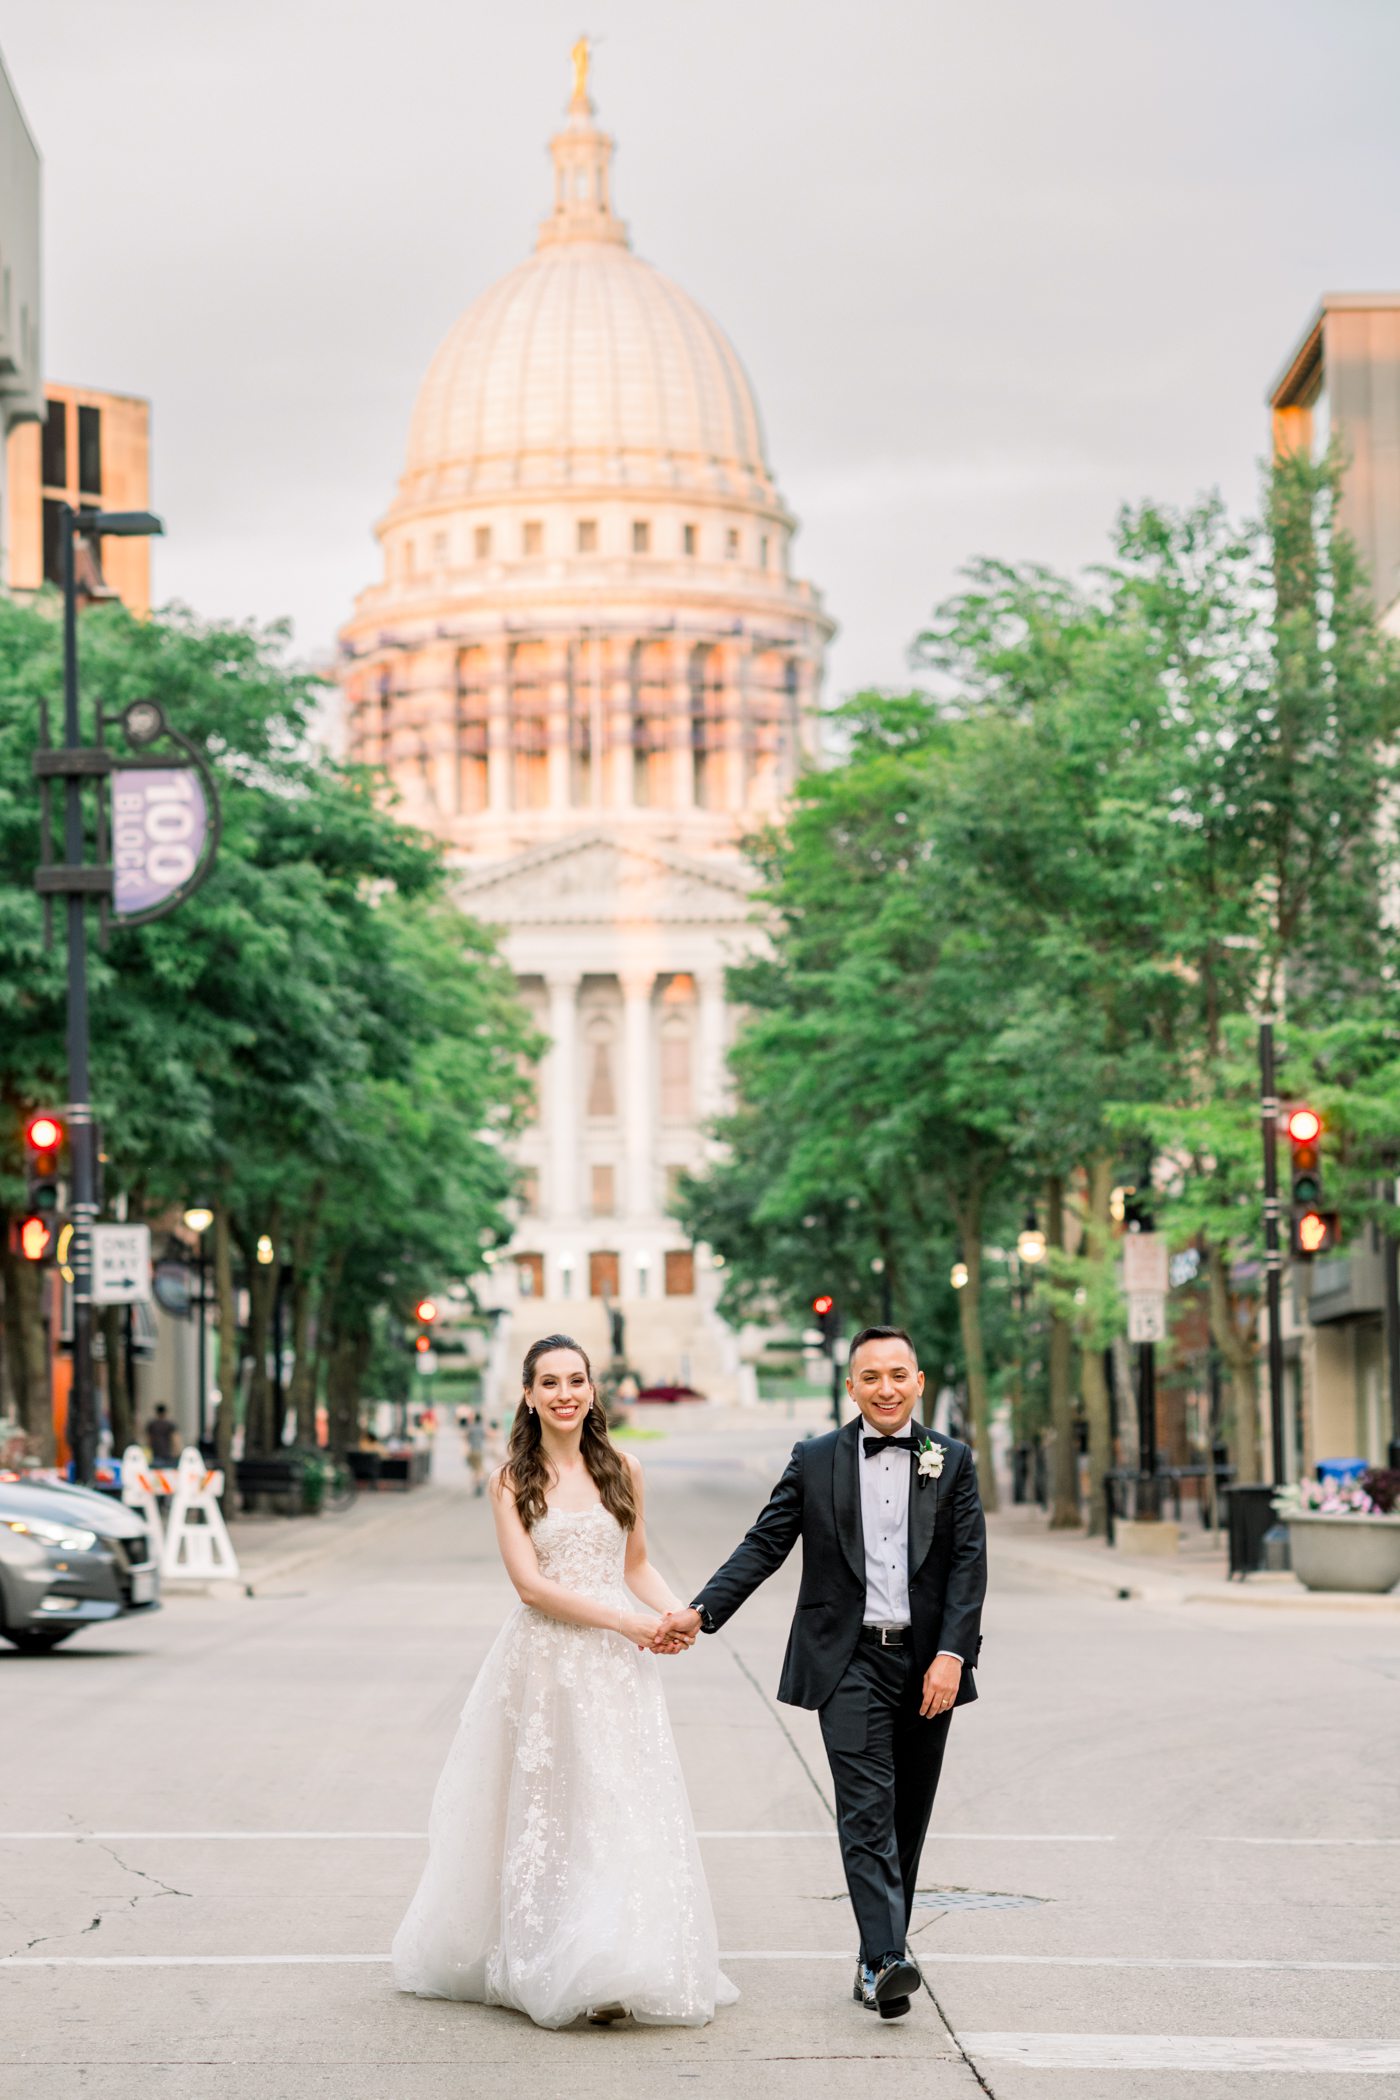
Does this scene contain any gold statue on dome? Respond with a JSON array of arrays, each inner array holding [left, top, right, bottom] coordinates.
[[570, 35, 590, 108]]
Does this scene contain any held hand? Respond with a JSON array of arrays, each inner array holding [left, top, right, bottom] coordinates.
[[920, 1652, 961, 1719], [618, 1611, 663, 1651], [653, 1607, 702, 1654]]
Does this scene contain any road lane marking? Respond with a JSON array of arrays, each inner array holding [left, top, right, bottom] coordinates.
[[0, 1828, 1115, 1843], [962, 2033, 1400, 2073], [5, 1952, 1399, 1973]]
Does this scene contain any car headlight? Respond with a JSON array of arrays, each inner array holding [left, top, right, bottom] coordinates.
[[1, 1515, 99, 1553]]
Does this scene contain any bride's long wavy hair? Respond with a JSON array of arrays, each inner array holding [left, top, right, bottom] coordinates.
[[504, 1333, 637, 1534]]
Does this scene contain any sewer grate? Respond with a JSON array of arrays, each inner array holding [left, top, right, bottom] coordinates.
[[912, 1885, 1049, 1912]]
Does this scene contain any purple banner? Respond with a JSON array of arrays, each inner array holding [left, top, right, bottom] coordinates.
[[112, 767, 210, 919]]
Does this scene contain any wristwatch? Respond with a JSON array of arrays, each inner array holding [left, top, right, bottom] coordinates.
[[692, 1600, 716, 1635]]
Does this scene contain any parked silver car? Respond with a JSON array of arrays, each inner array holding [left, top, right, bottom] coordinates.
[[0, 1477, 160, 1652]]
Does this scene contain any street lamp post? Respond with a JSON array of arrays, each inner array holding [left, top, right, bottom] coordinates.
[[183, 1208, 214, 1452], [1257, 1019, 1289, 1486], [55, 504, 163, 1481]]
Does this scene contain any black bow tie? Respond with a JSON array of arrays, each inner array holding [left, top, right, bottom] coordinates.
[[862, 1434, 919, 1457]]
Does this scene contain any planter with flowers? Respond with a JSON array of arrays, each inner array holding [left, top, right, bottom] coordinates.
[[1271, 1470, 1400, 1594]]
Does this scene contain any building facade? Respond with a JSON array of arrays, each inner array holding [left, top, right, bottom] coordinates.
[[5, 382, 153, 614], [0, 46, 42, 597], [339, 63, 833, 1394], [1268, 293, 1400, 1472], [1270, 293, 1400, 635]]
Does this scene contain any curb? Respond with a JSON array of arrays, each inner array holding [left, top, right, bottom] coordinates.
[[992, 1538, 1400, 1614]]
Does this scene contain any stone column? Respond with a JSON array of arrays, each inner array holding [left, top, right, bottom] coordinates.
[[426, 641, 459, 816], [609, 640, 635, 810], [621, 970, 656, 1220], [485, 638, 511, 815], [546, 970, 581, 1222], [696, 966, 727, 1125], [671, 643, 695, 811], [547, 641, 573, 812]]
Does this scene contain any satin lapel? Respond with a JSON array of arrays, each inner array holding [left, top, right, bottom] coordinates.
[[833, 1418, 865, 1589], [909, 1436, 940, 1579]]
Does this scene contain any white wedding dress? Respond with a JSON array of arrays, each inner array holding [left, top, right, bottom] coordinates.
[[392, 1504, 738, 2028]]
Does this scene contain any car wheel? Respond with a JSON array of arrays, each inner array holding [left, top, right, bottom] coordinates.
[[2, 1627, 78, 1653]]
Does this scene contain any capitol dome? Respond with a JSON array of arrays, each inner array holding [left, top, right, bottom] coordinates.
[[399, 110, 774, 511]]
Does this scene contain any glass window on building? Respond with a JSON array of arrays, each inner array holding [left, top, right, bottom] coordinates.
[[41, 400, 67, 490], [726, 527, 739, 559], [41, 498, 63, 587], [474, 524, 492, 559], [683, 522, 697, 557], [77, 405, 102, 497], [659, 1023, 693, 1120], [523, 519, 543, 556], [632, 519, 650, 554], [518, 1168, 539, 1216], [590, 1163, 616, 1216], [577, 518, 598, 553], [432, 530, 449, 567]]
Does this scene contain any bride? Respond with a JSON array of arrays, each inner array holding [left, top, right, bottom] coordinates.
[[392, 1333, 737, 2029]]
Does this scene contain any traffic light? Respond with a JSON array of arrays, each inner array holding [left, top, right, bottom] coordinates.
[[24, 1112, 66, 1217], [14, 1113, 66, 1264], [413, 1297, 439, 1353], [811, 1293, 840, 1351], [1284, 1105, 1340, 1259]]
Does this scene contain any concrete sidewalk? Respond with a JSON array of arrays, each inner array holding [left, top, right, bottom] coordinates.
[[987, 1502, 1400, 1612]]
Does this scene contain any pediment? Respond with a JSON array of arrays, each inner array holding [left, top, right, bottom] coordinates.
[[454, 831, 755, 928]]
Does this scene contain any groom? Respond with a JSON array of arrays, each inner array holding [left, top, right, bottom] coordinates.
[[659, 1326, 987, 2021]]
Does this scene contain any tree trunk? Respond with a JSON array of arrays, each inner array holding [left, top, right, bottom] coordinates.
[[950, 1187, 997, 1511], [1080, 1154, 1115, 1538], [213, 1204, 240, 1505], [287, 1199, 322, 1447], [240, 1212, 280, 1453], [1205, 1240, 1260, 1484], [1047, 1174, 1080, 1528], [325, 1321, 369, 1455], [101, 1304, 133, 1454], [0, 1233, 53, 1461]]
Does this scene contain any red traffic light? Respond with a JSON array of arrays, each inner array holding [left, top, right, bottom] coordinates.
[[25, 1113, 63, 1153], [812, 1294, 834, 1317], [415, 1298, 439, 1324], [1296, 1211, 1329, 1255], [414, 1333, 432, 1353], [1286, 1106, 1321, 1144], [19, 1215, 55, 1263]]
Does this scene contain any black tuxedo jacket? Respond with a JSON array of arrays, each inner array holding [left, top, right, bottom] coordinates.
[[691, 1419, 987, 1712]]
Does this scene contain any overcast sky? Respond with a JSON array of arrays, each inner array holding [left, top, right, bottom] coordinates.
[[4, 0, 1398, 705]]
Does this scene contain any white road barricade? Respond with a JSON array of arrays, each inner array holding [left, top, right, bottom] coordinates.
[[160, 1447, 241, 1586], [120, 1442, 171, 1561]]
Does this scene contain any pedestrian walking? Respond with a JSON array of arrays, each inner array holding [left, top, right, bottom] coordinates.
[[464, 1409, 487, 1497], [657, 1325, 988, 2023], [145, 1404, 180, 1465]]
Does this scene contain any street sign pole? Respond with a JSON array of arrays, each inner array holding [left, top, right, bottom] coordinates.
[[60, 508, 99, 1486], [1258, 1018, 1288, 1487]]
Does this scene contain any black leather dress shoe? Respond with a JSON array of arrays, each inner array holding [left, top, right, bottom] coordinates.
[[872, 1953, 921, 2019]]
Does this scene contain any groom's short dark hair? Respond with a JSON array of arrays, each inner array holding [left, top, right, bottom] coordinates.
[[847, 1324, 918, 1372]]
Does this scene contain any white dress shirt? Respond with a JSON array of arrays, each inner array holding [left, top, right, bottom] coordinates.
[[858, 1430, 962, 1665], [860, 1436, 913, 1625]]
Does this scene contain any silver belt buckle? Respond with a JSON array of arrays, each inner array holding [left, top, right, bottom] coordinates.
[[879, 1625, 900, 1647]]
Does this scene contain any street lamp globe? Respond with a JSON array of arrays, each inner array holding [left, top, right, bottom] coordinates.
[[1017, 1227, 1047, 1266], [950, 1261, 969, 1290], [183, 1206, 214, 1235], [255, 1234, 275, 1265]]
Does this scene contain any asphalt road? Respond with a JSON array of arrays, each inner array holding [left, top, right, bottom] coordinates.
[[3, 1402, 1399, 2098]]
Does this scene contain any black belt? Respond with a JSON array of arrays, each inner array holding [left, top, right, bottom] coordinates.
[[861, 1624, 909, 1648]]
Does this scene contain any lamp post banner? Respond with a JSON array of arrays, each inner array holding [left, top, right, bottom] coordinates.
[[112, 767, 210, 918]]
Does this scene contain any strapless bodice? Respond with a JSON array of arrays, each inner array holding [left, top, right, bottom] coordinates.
[[531, 1505, 627, 1599]]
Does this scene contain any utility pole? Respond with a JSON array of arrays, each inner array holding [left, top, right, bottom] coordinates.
[[1257, 1018, 1288, 1486], [58, 507, 99, 1484]]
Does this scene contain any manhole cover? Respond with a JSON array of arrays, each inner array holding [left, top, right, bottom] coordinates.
[[913, 1886, 1048, 1912]]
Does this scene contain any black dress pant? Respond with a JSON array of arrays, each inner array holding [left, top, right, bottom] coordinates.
[[818, 1639, 952, 1967]]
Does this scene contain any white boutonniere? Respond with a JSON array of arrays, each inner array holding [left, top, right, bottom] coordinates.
[[917, 1439, 944, 1483]]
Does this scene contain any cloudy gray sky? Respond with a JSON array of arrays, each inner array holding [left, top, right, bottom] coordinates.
[[4, 0, 1398, 704]]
